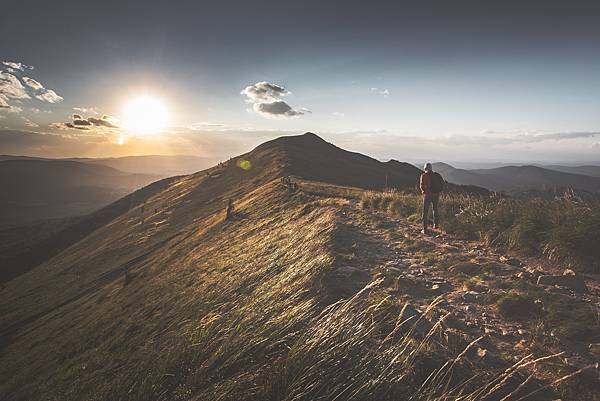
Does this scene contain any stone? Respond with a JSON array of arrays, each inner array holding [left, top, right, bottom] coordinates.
[[500, 256, 522, 267], [463, 291, 481, 303], [537, 274, 588, 292], [399, 303, 433, 334]]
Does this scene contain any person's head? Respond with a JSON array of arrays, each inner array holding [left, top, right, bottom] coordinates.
[[423, 162, 433, 172]]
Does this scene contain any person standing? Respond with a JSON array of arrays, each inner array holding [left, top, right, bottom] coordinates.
[[420, 163, 445, 234]]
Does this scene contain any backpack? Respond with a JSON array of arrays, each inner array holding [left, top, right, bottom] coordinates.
[[429, 172, 445, 193]]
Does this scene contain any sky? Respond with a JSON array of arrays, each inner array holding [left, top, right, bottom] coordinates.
[[2, 0, 600, 163]]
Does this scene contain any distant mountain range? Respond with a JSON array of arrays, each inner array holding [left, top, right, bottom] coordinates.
[[0, 159, 161, 227], [0, 154, 219, 176], [433, 162, 600, 193]]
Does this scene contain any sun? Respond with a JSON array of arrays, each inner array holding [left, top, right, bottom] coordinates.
[[122, 94, 168, 135]]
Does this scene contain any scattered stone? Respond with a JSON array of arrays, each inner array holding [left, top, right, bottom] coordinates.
[[431, 284, 440, 290], [517, 329, 528, 336], [537, 274, 588, 292], [465, 305, 476, 313], [563, 269, 576, 276]]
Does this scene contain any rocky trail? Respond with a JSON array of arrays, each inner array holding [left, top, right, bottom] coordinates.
[[327, 197, 600, 396]]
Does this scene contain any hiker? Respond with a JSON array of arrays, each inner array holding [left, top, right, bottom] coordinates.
[[420, 163, 445, 234]]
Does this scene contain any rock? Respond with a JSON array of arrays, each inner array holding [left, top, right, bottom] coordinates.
[[517, 329, 528, 336], [463, 291, 481, 303], [431, 284, 440, 290], [537, 274, 588, 292], [500, 256, 522, 267], [399, 303, 433, 334], [563, 269, 576, 276]]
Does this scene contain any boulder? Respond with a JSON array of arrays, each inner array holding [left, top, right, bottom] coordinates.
[[537, 275, 588, 292]]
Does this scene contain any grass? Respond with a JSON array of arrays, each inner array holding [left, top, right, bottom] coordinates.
[[362, 189, 600, 273], [1, 178, 596, 400]]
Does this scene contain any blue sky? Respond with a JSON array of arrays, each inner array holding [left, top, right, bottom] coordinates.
[[2, 0, 600, 162]]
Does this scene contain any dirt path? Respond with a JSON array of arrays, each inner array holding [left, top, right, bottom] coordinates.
[[334, 201, 600, 397]]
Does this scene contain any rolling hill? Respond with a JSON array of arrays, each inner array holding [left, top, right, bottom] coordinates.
[[543, 164, 600, 178], [432, 162, 600, 194], [0, 159, 160, 227], [0, 133, 595, 401], [0, 154, 219, 177]]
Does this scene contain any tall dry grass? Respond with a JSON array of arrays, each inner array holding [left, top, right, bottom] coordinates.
[[362, 189, 600, 273]]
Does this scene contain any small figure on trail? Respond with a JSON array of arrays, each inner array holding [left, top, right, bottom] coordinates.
[[419, 162, 445, 234], [225, 199, 234, 220]]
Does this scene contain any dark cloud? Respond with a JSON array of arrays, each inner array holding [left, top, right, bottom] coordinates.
[[241, 81, 309, 119], [88, 115, 119, 128], [54, 114, 120, 131], [253, 101, 306, 118]]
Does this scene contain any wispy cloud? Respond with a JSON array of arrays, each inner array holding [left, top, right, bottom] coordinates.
[[332, 112, 345, 118], [2, 61, 33, 72], [21, 116, 39, 127], [73, 106, 99, 115], [370, 87, 390, 97], [241, 81, 309, 119]]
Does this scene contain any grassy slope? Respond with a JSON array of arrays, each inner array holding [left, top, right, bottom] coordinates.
[[3, 133, 593, 400]]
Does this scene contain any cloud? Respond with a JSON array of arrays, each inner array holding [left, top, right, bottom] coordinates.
[[2, 61, 33, 71], [21, 117, 39, 127], [35, 89, 63, 103], [241, 81, 308, 119], [332, 112, 345, 117], [53, 114, 120, 130], [370, 87, 390, 96], [252, 101, 307, 118], [0, 72, 30, 100], [73, 106, 99, 115], [22, 77, 44, 90], [189, 122, 227, 130], [241, 81, 290, 103], [0, 65, 63, 110]]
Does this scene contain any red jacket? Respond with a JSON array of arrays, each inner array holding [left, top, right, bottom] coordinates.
[[420, 171, 439, 196]]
